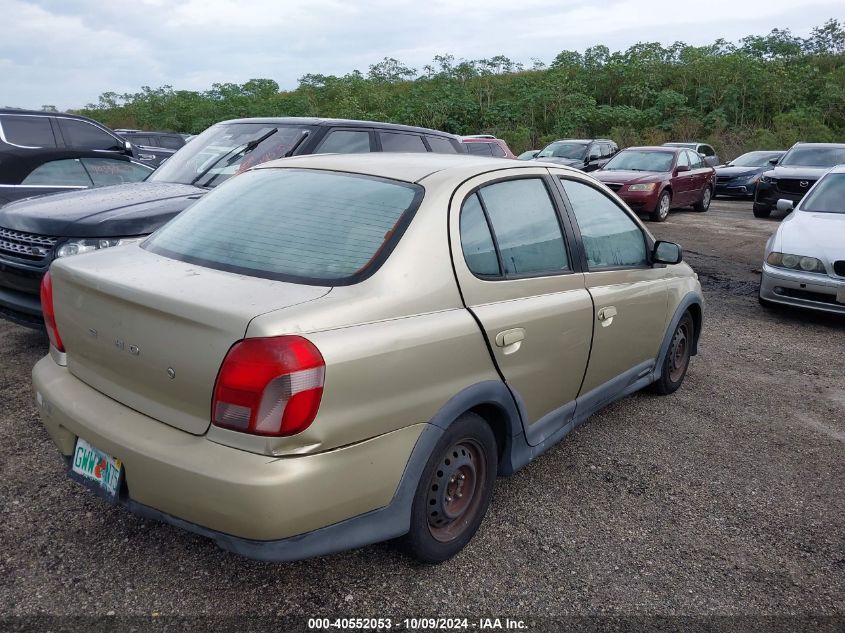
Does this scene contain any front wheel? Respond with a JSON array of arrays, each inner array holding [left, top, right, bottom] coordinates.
[[650, 311, 694, 395], [693, 186, 712, 212], [401, 412, 497, 563], [650, 191, 671, 222], [753, 203, 772, 218]]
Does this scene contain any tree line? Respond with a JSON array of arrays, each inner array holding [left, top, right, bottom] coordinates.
[[70, 19, 845, 159]]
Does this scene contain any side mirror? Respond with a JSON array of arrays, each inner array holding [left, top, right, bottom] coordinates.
[[124, 141, 133, 155], [674, 165, 690, 174], [776, 199, 794, 213], [588, 153, 600, 162], [653, 241, 683, 265], [769, 158, 779, 165]]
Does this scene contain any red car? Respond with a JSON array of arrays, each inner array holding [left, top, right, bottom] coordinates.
[[460, 136, 517, 159], [593, 146, 715, 221]]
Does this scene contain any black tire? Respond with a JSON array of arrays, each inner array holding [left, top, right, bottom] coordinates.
[[650, 311, 694, 395], [650, 190, 671, 222], [693, 186, 712, 212], [400, 412, 497, 563], [753, 203, 772, 218]]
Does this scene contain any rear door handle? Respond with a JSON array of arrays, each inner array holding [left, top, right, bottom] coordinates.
[[597, 306, 617, 327], [495, 328, 525, 351]]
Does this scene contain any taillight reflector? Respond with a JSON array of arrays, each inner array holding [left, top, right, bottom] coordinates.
[[212, 336, 325, 437], [40, 271, 64, 352]]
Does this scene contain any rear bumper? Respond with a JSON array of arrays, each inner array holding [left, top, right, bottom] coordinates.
[[33, 356, 432, 560], [759, 265, 845, 315]]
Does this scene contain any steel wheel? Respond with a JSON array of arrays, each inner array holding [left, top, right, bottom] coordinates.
[[427, 438, 488, 542], [667, 318, 691, 383]]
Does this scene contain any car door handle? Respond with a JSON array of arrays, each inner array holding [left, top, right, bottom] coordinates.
[[597, 306, 617, 327], [495, 328, 525, 350]]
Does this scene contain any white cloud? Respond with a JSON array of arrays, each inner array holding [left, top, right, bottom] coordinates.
[[0, 0, 841, 110]]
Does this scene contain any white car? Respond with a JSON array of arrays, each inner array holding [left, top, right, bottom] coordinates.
[[759, 165, 845, 314]]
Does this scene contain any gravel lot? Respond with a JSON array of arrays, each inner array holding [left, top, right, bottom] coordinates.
[[0, 199, 843, 622]]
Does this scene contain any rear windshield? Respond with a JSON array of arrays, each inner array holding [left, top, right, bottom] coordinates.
[[144, 168, 423, 284]]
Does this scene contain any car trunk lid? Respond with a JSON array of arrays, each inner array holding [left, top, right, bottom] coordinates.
[[50, 245, 330, 435]]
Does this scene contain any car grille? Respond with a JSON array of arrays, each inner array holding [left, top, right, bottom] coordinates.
[[776, 179, 816, 196], [716, 176, 732, 183], [605, 183, 623, 192], [0, 227, 58, 263], [834, 261, 845, 277]]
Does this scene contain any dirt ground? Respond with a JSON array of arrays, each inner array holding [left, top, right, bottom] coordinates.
[[0, 199, 843, 623]]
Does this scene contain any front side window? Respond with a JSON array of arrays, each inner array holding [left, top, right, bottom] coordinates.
[[315, 130, 371, 154], [466, 143, 493, 156], [159, 135, 184, 149], [560, 179, 647, 269], [21, 159, 92, 186], [459, 194, 500, 276], [800, 173, 845, 214], [477, 179, 569, 276], [700, 145, 715, 157], [58, 119, 123, 151], [427, 136, 458, 154], [379, 132, 427, 153], [676, 151, 690, 168], [685, 150, 703, 169], [145, 168, 422, 283], [81, 158, 152, 186], [0, 115, 57, 148]]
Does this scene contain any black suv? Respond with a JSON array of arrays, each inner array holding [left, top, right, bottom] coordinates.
[[754, 143, 845, 218], [115, 129, 187, 167], [0, 117, 464, 326], [532, 138, 618, 171]]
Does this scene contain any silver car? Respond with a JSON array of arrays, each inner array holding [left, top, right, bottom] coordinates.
[[759, 164, 845, 314]]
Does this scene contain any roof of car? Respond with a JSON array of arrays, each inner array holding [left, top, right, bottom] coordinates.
[[0, 108, 109, 127], [217, 116, 460, 138], [664, 142, 706, 146], [255, 152, 582, 184], [790, 142, 845, 148], [622, 146, 680, 152]]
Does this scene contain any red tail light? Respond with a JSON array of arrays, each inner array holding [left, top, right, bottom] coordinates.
[[40, 271, 64, 352], [212, 336, 325, 437]]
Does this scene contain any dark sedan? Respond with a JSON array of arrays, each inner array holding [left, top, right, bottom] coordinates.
[[594, 146, 715, 222], [714, 150, 785, 198]]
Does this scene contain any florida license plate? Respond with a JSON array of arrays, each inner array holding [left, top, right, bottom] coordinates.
[[837, 288, 845, 304], [70, 437, 123, 501]]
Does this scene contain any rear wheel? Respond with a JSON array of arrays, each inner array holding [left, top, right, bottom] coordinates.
[[693, 186, 712, 212], [401, 413, 497, 563], [753, 203, 772, 218], [650, 191, 671, 222], [650, 311, 694, 395]]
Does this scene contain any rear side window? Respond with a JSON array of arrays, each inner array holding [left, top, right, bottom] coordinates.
[[459, 194, 500, 276], [465, 143, 493, 156], [0, 115, 57, 148], [81, 158, 151, 186], [559, 179, 647, 269], [21, 159, 92, 186], [315, 130, 371, 154], [379, 132, 427, 153], [58, 119, 123, 151], [145, 169, 423, 284], [477, 179, 569, 276], [490, 143, 507, 158], [159, 135, 184, 149], [700, 145, 715, 157], [426, 136, 458, 154]]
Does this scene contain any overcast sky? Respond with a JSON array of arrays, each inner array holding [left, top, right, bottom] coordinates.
[[2, 0, 843, 111]]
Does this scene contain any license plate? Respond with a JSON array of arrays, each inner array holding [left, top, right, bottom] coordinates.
[[838, 288, 845, 304], [70, 437, 123, 501]]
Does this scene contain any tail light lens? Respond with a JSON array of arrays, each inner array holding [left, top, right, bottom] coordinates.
[[212, 336, 325, 437], [40, 271, 64, 352]]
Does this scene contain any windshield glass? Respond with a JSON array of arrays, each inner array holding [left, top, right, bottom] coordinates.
[[603, 150, 675, 172], [145, 168, 423, 283], [800, 173, 845, 213], [780, 146, 845, 168], [537, 142, 587, 160], [149, 123, 313, 188], [729, 151, 783, 167]]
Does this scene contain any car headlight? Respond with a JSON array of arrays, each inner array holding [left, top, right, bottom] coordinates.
[[55, 237, 146, 259], [766, 251, 826, 273], [759, 174, 776, 184], [627, 183, 656, 192]]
